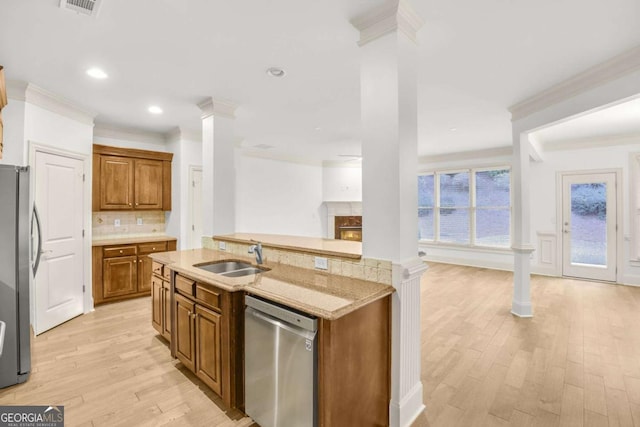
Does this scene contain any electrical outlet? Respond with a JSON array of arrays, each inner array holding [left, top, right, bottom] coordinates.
[[314, 256, 328, 270], [137, 218, 143, 226], [114, 219, 121, 227], [219, 241, 227, 251]]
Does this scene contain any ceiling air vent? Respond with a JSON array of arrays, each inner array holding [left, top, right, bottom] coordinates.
[[60, 0, 102, 17]]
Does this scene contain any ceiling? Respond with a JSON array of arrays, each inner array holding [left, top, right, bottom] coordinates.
[[1, 0, 639, 162]]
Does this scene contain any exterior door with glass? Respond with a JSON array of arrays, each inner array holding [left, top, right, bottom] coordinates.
[[561, 172, 617, 282]]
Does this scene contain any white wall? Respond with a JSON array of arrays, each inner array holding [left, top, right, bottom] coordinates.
[[530, 141, 640, 284], [322, 165, 362, 201], [235, 154, 324, 237], [93, 135, 169, 153], [418, 141, 640, 285], [165, 137, 201, 249], [0, 99, 26, 165]]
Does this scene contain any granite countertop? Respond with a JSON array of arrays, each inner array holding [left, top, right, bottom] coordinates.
[[92, 235, 178, 247], [150, 248, 393, 320], [213, 233, 362, 260]]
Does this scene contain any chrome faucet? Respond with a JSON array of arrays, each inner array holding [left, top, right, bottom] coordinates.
[[248, 242, 263, 264]]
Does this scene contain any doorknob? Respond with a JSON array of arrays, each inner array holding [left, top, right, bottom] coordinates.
[[563, 230, 569, 234]]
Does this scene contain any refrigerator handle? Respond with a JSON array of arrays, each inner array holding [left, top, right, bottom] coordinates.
[[0, 321, 5, 356], [32, 204, 43, 276]]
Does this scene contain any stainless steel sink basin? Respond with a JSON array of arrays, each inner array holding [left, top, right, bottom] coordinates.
[[220, 267, 266, 277], [194, 260, 269, 277], [196, 261, 254, 274]]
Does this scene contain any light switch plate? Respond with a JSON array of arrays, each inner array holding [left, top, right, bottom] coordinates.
[[137, 218, 143, 226], [219, 241, 226, 251], [314, 256, 328, 270], [114, 219, 121, 227]]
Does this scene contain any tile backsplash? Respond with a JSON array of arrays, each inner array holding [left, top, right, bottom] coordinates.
[[92, 211, 166, 238], [204, 237, 392, 285]]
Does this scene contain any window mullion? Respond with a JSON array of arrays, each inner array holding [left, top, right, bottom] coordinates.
[[470, 169, 476, 246]]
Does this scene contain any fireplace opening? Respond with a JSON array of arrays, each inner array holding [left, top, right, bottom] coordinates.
[[335, 216, 362, 242]]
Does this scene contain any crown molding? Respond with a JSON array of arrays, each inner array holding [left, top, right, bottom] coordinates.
[[322, 159, 363, 168], [93, 123, 166, 145], [240, 149, 323, 167], [197, 97, 238, 119], [351, 0, 423, 46], [166, 127, 202, 144], [419, 146, 512, 165], [7, 80, 96, 125], [541, 132, 640, 152], [509, 46, 640, 122]]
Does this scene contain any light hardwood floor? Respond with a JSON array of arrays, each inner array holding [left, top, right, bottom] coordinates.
[[413, 263, 640, 427], [2, 263, 640, 426]]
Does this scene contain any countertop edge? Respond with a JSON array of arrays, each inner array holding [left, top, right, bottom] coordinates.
[[213, 235, 362, 260], [93, 235, 178, 247]]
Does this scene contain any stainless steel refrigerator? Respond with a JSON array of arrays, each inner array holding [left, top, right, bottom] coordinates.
[[0, 164, 32, 389]]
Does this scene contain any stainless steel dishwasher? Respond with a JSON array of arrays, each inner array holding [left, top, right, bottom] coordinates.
[[244, 294, 317, 427]]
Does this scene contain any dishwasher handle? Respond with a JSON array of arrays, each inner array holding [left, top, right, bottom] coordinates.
[[249, 307, 316, 341]]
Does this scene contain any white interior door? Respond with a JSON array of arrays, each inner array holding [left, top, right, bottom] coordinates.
[[189, 167, 203, 249], [34, 151, 84, 334], [562, 172, 617, 282]]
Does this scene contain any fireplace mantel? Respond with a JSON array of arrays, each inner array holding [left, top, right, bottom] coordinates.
[[324, 201, 362, 239]]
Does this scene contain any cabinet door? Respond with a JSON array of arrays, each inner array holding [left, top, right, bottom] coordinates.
[[103, 256, 137, 299], [151, 276, 163, 334], [100, 155, 134, 210], [137, 255, 153, 293], [195, 305, 222, 395], [134, 159, 163, 209], [175, 293, 196, 372], [162, 280, 171, 341]]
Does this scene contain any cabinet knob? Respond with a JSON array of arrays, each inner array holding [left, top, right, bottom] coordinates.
[[119, 250, 123, 254], [136, 203, 139, 206], [152, 247, 156, 251], [139, 260, 142, 263], [129, 203, 132, 206]]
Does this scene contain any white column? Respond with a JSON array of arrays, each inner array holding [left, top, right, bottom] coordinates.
[[511, 132, 534, 317], [198, 98, 237, 237], [352, 2, 427, 426]]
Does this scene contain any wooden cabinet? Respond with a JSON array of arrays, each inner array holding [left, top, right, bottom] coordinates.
[[175, 293, 196, 372], [172, 272, 244, 410], [102, 254, 137, 299], [151, 260, 172, 342], [92, 238, 176, 305], [93, 144, 172, 211], [195, 305, 222, 395]]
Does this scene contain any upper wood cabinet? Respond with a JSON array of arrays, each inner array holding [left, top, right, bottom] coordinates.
[[93, 144, 173, 211]]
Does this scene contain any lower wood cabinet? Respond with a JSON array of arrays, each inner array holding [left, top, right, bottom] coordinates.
[[195, 305, 222, 395], [151, 268, 172, 342], [175, 293, 196, 372], [92, 238, 177, 305], [172, 273, 244, 410]]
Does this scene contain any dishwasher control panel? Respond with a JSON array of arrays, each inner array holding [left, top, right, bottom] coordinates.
[[245, 295, 317, 332]]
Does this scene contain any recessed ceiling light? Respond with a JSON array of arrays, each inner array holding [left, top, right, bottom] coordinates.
[[449, 128, 458, 132], [315, 127, 322, 131], [148, 105, 163, 114], [86, 67, 108, 79], [266, 67, 286, 78]]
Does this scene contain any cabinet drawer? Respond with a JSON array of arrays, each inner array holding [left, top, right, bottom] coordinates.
[[152, 261, 164, 277], [175, 275, 195, 297], [104, 245, 137, 258], [196, 284, 221, 312], [139, 241, 168, 255], [163, 266, 171, 281]]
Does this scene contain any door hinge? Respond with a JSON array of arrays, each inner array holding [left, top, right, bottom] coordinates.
[[192, 224, 195, 231], [192, 180, 195, 187], [82, 285, 85, 293], [82, 229, 85, 237], [82, 173, 85, 182]]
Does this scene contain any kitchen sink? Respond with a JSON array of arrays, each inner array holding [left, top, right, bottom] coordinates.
[[194, 260, 269, 277]]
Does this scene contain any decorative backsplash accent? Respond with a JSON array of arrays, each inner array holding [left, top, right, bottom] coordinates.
[[92, 211, 166, 238], [203, 237, 392, 285]]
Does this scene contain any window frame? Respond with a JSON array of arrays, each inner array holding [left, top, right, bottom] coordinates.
[[418, 165, 512, 249]]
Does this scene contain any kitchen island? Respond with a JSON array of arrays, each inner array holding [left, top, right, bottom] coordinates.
[[150, 245, 394, 427]]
